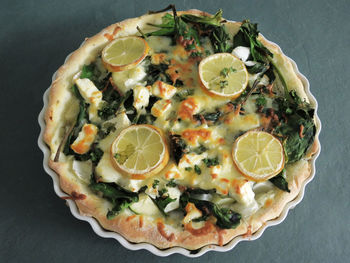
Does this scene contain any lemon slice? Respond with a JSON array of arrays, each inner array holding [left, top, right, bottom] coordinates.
[[232, 131, 285, 181], [198, 53, 248, 99], [110, 125, 169, 176], [102, 36, 149, 72]]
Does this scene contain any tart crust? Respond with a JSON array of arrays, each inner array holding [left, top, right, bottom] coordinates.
[[43, 9, 319, 250]]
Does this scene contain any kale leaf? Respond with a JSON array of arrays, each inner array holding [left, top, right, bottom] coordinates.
[[269, 169, 290, 192], [180, 191, 241, 229], [89, 182, 140, 219]]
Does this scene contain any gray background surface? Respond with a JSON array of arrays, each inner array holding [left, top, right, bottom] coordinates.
[[1, 0, 349, 262]]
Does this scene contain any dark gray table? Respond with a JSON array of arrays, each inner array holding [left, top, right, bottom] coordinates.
[[1, 0, 349, 262]]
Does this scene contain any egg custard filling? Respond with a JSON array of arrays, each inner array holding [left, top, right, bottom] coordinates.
[[50, 8, 317, 242]]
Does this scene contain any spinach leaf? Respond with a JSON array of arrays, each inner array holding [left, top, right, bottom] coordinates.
[[151, 195, 176, 215], [194, 165, 201, 175], [89, 182, 139, 219], [145, 62, 181, 87], [233, 20, 273, 63], [63, 85, 89, 155], [166, 179, 177, 187], [169, 134, 188, 164], [208, 24, 231, 53], [136, 95, 159, 124], [181, 9, 223, 26], [192, 145, 207, 154], [194, 110, 223, 123], [80, 62, 108, 90], [274, 90, 315, 163], [180, 192, 241, 229], [98, 80, 122, 120], [123, 90, 137, 123], [146, 13, 176, 37], [269, 169, 290, 192]]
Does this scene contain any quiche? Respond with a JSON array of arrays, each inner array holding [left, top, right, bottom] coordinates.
[[43, 7, 319, 251]]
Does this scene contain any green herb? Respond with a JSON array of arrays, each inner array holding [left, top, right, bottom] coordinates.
[[169, 134, 188, 164], [202, 157, 219, 167], [158, 188, 168, 196], [256, 96, 267, 107], [220, 67, 236, 77], [194, 165, 201, 175], [219, 80, 228, 89], [152, 179, 160, 189], [185, 167, 193, 172], [180, 192, 241, 229], [269, 169, 290, 192], [166, 179, 177, 187], [192, 145, 207, 154], [89, 182, 139, 219], [114, 144, 135, 165]]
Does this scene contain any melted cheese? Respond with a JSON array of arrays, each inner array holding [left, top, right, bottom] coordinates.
[[78, 34, 284, 221], [111, 64, 146, 93]]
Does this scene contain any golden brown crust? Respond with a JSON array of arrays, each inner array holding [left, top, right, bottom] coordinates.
[[43, 9, 320, 250]]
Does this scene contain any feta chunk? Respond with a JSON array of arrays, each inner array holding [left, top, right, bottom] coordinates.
[[71, 124, 98, 154], [229, 179, 256, 206], [133, 85, 150, 110], [232, 46, 250, 62], [152, 81, 177, 99], [183, 203, 202, 224], [151, 99, 172, 118], [75, 78, 103, 123], [75, 78, 102, 104], [164, 163, 183, 180], [111, 65, 146, 93]]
